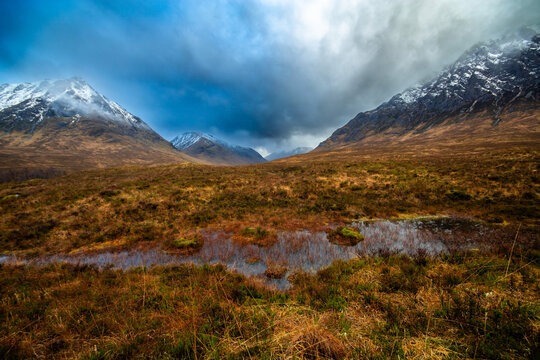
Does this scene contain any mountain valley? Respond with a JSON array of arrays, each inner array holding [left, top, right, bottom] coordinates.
[[0, 23, 539, 360]]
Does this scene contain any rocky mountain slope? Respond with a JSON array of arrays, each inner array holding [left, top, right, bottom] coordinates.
[[266, 147, 313, 161], [0, 77, 150, 132], [171, 132, 266, 165], [0, 78, 193, 172], [317, 27, 540, 152]]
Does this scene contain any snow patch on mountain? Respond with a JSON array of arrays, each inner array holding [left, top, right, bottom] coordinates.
[[170, 131, 266, 165], [171, 132, 222, 150], [394, 29, 539, 106], [171, 132, 251, 152], [317, 26, 540, 150], [0, 77, 149, 130]]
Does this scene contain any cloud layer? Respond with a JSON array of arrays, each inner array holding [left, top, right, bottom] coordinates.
[[0, 0, 539, 151]]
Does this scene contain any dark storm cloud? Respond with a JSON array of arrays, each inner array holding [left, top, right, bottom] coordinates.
[[0, 0, 539, 151]]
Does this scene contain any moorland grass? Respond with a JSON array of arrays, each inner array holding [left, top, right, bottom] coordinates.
[[0, 147, 538, 359], [0, 148, 537, 255], [0, 250, 537, 359]]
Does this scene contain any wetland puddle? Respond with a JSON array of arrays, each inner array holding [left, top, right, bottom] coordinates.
[[0, 217, 506, 289]]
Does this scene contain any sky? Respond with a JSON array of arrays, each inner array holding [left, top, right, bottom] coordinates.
[[0, 0, 539, 154]]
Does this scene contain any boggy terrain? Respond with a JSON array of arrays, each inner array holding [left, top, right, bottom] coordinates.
[[0, 147, 539, 359]]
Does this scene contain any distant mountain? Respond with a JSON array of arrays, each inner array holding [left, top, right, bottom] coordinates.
[[266, 147, 313, 161], [0, 77, 193, 171], [171, 132, 266, 165], [317, 27, 540, 152]]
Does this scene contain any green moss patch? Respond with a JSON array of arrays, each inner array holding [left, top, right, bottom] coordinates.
[[328, 226, 364, 246], [242, 227, 269, 240], [171, 236, 201, 250]]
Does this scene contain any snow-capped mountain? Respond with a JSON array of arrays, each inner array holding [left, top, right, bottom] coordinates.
[[0, 77, 194, 171], [171, 132, 224, 150], [395, 32, 539, 108], [171, 132, 266, 165], [318, 27, 540, 150], [266, 147, 313, 161], [0, 77, 150, 132]]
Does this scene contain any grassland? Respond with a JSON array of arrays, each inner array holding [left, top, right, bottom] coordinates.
[[0, 147, 538, 255], [1, 251, 538, 359], [0, 147, 539, 359]]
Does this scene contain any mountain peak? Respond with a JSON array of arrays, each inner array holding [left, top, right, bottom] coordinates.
[[390, 28, 539, 107], [317, 27, 540, 151], [171, 131, 266, 165], [0, 78, 196, 172], [171, 132, 220, 150], [0, 77, 150, 131]]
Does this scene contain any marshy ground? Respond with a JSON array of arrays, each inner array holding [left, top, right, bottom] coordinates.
[[0, 147, 538, 359], [1, 217, 535, 291]]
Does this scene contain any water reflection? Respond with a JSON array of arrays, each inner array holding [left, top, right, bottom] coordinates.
[[0, 217, 493, 290]]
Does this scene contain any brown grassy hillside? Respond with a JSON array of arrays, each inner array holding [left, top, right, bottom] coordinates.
[[0, 117, 196, 173], [316, 104, 540, 154]]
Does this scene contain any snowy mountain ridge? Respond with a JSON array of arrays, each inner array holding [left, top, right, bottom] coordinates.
[[318, 26, 540, 150], [171, 131, 266, 165], [391, 28, 539, 109], [171, 131, 250, 152], [0, 78, 195, 171], [171, 132, 223, 150], [0, 77, 150, 131]]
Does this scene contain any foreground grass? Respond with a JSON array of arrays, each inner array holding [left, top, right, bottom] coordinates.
[[0, 147, 538, 358], [1, 250, 538, 359], [0, 148, 538, 254]]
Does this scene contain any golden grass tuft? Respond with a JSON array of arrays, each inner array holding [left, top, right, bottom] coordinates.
[[286, 326, 348, 359]]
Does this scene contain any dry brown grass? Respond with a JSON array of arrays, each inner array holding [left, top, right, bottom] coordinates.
[[0, 117, 197, 173], [0, 143, 538, 359], [314, 105, 540, 157], [0, 249, 537, 359], [286, 325, 349, 359], [0, 147, 538, 256]]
